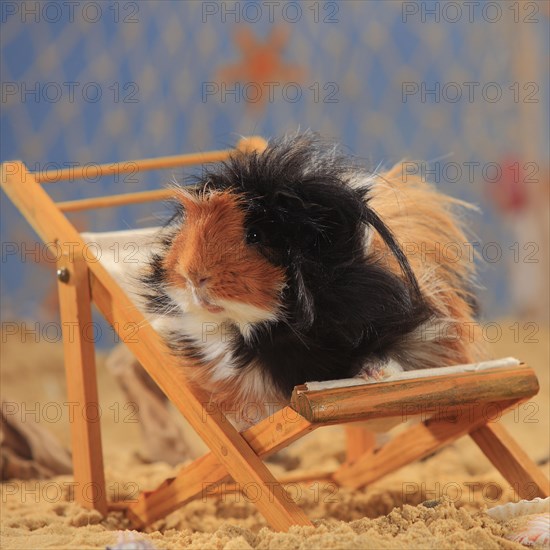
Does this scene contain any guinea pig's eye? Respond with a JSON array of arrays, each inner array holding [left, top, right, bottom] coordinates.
[[246, 226, 264, 245]]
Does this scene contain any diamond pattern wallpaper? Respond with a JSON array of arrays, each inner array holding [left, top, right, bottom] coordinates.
[[1, 1, 549, 329]]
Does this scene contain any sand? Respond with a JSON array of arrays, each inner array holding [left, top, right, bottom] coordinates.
[[1, 321, 548, 549]]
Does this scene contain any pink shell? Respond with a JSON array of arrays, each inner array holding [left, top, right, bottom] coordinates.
[[487, 498, 549, 548], [505, 513, 549, 548]]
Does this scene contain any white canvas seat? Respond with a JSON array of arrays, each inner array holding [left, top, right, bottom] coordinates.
[[81, 227, 161, 297]]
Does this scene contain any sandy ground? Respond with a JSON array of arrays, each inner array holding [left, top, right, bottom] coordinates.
[[0, 321, 548, 549]]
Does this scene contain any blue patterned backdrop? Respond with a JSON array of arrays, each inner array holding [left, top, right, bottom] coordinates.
[[1, 1, 549, 327]]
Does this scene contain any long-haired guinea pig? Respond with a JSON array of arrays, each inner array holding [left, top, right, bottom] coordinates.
[[141, 132, 483, 424]]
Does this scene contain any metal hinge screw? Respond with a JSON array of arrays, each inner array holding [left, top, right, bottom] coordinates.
[[56, 268, 70, 283]]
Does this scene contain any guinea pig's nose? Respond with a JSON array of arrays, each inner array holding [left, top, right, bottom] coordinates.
[[197, 276, 209, 287], [187, 271, 210, 287]]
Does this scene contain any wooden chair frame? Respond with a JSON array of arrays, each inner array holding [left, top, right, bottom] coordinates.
[[1, 138, 548, 531]]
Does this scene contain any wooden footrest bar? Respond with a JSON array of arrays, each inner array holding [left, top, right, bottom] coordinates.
[[291, 364, 539, 424]]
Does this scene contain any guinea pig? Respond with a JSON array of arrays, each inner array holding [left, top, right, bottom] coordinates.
[[140, 132, 483, 425]]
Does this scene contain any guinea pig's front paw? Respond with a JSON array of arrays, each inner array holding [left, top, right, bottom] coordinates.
[[358, 366, 387, 383], [359, 358, 404, 383]]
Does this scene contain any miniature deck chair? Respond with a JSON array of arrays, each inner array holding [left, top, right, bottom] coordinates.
[[1, 138, 548, 532]]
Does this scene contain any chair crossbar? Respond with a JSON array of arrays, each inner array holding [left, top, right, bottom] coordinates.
[[35, 148, 235, 184]]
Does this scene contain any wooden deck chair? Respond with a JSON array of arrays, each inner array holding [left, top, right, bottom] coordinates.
[[1, 138, 548, 532]]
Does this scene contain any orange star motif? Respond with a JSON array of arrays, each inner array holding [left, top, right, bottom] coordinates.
[[217, 26, 306, 111]]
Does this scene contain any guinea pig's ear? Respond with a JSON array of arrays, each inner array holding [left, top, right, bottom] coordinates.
[[273, 188, 306, 212], [304, 186, 367, 251]]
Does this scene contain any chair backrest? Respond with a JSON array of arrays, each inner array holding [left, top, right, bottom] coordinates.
[[35, 136, 268, 214]]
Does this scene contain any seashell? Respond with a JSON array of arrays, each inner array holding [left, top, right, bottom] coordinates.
[[487, 498, 550, 548], [487, 497, 549, 522], [505, 513, 549, 548], [106, 531, 157, 550]]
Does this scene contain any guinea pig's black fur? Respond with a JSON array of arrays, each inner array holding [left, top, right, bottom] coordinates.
[[143, 133, 434, 399]]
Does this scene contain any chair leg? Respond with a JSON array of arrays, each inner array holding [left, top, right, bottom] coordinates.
[[57, 253, 107, 515], [470, 422, 550, 499], [333, 401, 519, 489], [345, 425, 376, 464]]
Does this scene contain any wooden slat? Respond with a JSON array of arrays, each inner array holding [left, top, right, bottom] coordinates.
[[333, 400, 520, 489], [127, 453, 228, 528], [205, 470, 335, 498], [291, 366, 539, 424], [33, 136, 267, 183], [57, 189, 174, 212], [243, 406, 316, 457], [35, 149, 232, 183], [56, 252, 107, 515], [127, 407, 316, 528], [470, 422, 550, 499], [0, 160, 310, 532]]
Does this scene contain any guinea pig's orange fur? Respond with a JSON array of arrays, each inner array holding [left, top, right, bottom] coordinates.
[[367, 164, 484, 365], [163, 189, 286, 314]]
